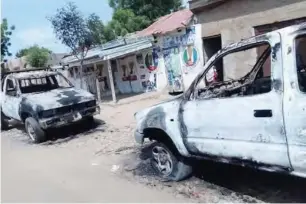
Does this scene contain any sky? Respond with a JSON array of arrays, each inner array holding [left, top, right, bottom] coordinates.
[[2, 0, 188, 58], [2, 0, 113, 57]]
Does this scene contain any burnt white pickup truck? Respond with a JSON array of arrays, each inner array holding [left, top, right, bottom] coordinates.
[[1, 68, 100, 143], [134, 23, 306, 181]]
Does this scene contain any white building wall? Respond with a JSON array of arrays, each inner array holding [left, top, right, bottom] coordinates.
[[152, 24, 204, 92]]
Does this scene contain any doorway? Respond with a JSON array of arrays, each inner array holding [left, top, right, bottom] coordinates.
[[203, 35, 223, 81]]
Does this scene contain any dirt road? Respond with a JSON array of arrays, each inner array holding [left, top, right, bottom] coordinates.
[[1, 92, 306, 203], [1, 129, 190, 203]]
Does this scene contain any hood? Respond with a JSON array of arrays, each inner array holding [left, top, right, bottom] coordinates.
[[23, 87, 95, 110], [134, 94, 184, 121]]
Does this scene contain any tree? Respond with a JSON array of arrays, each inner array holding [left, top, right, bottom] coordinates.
[[16, 48, 30, 58], [108, 9, 150, 37], [86, 13, 107, 45], [108, 0, 183, 22], [86, 13, 118, 43], [48, 2, 93, 88], [24, 45, 51, 68], [1, 18, 15, 61]]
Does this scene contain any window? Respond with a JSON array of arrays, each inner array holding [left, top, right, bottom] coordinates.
[[19, 74, 72, 94], [194, 42, 272, 100], [296, 35, 306, 92], [5, 78, 17, 96], [6, 79, 15, 90]]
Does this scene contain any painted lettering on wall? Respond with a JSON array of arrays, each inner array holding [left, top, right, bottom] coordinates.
[[162, 26, 196, 48]]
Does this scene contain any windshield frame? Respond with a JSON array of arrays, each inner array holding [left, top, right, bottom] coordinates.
[[184, 37, 271, 101], [18, 72, 74, 94]]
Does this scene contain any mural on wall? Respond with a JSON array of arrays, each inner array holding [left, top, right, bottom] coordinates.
[[144, 48, 158, 71], [139, 49, 158, 92], [128, 61, 137, 81], [182, 44, 199, 67], [141, 73, 157, 92], [159, 26, 198, 92], [162, 26, 196, 48], [181, 26, 196, 46], [163, 47, 183, 92]]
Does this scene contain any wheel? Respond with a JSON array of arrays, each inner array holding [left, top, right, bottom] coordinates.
[[25, 117, 47, 143], [150, 142, 192, 181], [1, 111, 9, 131]]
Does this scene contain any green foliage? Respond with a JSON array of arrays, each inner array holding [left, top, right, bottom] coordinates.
[[86, 13, 107, 45], [48, 0, 183, 52], [25, 45, 52, 68], [1, 18, 15, 61], [16, 48, 30, 58], [108, 9, 150, 37], [47, 2, 92, 57], [108, 0, 183, 21]]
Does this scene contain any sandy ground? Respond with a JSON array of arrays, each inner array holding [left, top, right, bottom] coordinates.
[[1, 92, 306, 203]]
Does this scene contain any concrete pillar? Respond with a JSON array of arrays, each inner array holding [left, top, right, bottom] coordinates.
[[107, 59, 117, 103], [94, 63, 101, 102]]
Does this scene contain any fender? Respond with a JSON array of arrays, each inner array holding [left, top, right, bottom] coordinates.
[[138, 101, 191, 157]]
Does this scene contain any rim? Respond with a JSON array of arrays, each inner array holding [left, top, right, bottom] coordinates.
[[151, 145, 173, 176], [26, 123, 35, 141]]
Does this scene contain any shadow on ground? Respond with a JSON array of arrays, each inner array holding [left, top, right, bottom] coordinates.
[[101, 93, 143, 103], [192, 159, 306, 203], [123, 143, 306, 203], [41, 118, 106, 145]]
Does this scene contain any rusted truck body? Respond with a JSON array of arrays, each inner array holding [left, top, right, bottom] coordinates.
[[1, 68, 100, 143], [134, 23, 306, 181]]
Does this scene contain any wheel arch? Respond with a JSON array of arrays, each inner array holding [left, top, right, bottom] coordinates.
[[143, 127, 190, 157], [20, 112, 33, 122]]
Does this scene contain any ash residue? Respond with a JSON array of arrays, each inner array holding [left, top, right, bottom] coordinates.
[[116, 143, 260, 203]]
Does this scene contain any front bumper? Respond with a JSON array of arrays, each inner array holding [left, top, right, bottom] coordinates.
[[39, 105, 100, 129], [134, 130, 144, 144]]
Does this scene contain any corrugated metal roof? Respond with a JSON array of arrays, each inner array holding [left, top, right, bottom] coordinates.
[[136, 9, 193, 37], [62, 40, 152, 65], [100, 40, 152, 60], [61, 47, 103, 64]]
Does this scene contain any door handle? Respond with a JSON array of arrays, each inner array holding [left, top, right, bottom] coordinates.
[[254, 109, 272, 118]]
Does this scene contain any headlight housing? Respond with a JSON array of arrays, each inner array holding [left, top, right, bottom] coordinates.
[[40, 109, 56, 118], [86, 100, 96, 107]]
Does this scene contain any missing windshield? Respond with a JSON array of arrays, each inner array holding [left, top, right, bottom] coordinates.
[[195, 42, 272, 99], [19, 74, 72, 94]]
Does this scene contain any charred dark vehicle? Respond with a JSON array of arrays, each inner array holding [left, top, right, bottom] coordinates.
[[1, 68, 100, 143], [134, 23, 306, 181]]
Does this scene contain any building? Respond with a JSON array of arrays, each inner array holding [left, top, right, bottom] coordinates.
[[61, 9, 205, 102], [60, 37, 154, 102], [137, 9, 204, 93], [189, 0, 306, 80], [4, 53, 68, 71]]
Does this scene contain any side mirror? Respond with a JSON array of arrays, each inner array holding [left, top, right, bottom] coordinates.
[[6, 87, 17, 97]]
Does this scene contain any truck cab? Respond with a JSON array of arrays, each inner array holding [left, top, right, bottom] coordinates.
[[134, 23, 306, 181], [1, 68, 100, 143]]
